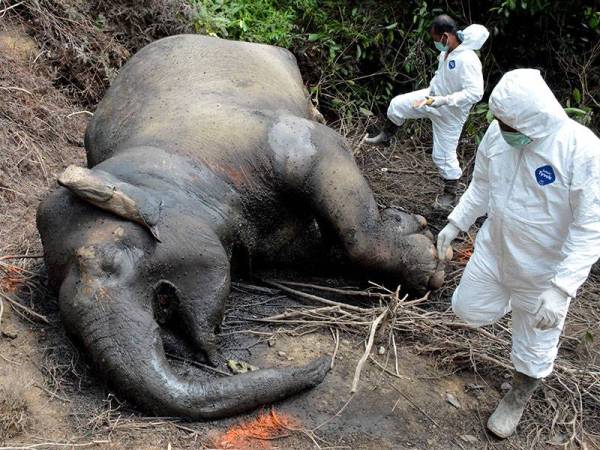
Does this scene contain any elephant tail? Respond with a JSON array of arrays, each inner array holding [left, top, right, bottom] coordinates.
[[59, 266, 329, 419]]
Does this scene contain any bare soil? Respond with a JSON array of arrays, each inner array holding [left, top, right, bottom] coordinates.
[[0, 284, 517, 449]]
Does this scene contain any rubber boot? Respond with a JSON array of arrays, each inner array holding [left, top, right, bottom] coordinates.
[[364, 118, 398, 145], [487, 371, 541, 438], [433, 179, 459, 211]]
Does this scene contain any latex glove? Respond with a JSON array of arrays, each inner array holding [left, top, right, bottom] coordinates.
[[533, 286, 569, 330], [427, 96, 449, 107], [437, 222, 460, 261], [412, 97, 433, 108]]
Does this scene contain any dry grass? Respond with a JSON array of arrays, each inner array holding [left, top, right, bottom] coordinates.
[[253, 266, 600, 447], [0, 371, 31, 441], [2, 0, 192, 105], [0, 49, 87, 257]]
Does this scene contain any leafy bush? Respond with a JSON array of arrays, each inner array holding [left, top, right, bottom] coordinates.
[[190, 0, 297, 47], [188, 0, 599, 131]]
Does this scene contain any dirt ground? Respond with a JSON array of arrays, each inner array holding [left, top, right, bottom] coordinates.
[[0, 282, 520, 450], [1, 16, 599, 450]]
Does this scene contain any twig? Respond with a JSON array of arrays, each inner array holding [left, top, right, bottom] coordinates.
[[259, 306, 344, 322], [33, 383, 70, 403], [391, 332, 400, 377], [0, 1, 24, 17], [0, 352, 20, 365], [0, 292, 49, 324], [66, 110, 94, 118], [271, 279, 387, 299], [390, 384, 441, 428], [232, 282, 278, 295], [330, 328, 340, 369], [351, 308, 388, 393], [0, 86, 33, 95], [264, 280, 376, 313], [165, 353, 231, 377], [312, 394, 355, 431], [0, 254, 44, 261], [368, 355, 410, 380]]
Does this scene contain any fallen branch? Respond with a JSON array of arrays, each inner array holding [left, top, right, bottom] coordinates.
[[270, 279, 387, 299], [264, 279, 376, 313], [351, 308, 388, 393], [258, 305, 345, 322]]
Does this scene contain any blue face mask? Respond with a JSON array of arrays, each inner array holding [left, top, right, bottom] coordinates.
[[434, 39, 448, 52], [500, 130, 532, 148]]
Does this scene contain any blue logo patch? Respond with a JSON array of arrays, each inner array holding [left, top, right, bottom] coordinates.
[[535, 165, 556, 186], [448, 60, 456, 69]]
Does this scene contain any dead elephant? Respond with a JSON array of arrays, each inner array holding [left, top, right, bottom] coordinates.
[[37, 35, 445, 419]]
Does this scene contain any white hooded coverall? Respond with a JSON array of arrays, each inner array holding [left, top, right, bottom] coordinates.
[[387, 24, 489, 180], [449, 69, 600, 378]]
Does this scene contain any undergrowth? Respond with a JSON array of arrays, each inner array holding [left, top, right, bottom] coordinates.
[[188, 0, 599, 137]]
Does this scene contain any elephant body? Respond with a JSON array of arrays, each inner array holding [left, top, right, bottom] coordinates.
[[37, 35, 442, 419]]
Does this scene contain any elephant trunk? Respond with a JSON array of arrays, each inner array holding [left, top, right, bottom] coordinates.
[[59, 261, 328, 419]]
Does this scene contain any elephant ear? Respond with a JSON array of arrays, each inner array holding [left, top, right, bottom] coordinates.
[[58, 165, 162, 241]]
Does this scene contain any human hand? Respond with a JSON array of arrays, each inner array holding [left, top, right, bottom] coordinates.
[[533, 286, 569, 330], [436, 222, 460, 261], [412, 97, 433, 108], [426, 96, 449, 107]]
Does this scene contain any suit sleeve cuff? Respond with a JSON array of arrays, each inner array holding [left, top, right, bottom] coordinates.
[[551, 278, 576, 299], [447, 211, 472, 233]]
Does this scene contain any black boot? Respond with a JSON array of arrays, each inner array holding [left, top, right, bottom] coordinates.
[[364, 118, 398, 145], [433, 179, 459, 210]]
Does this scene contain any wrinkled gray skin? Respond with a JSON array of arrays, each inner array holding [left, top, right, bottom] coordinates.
[[37, 35, 444, 420]]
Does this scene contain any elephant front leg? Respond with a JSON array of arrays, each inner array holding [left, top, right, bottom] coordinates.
[[154, 237, 231, 365], [57, 240, 328, 419], [270, 119, 443, 293]]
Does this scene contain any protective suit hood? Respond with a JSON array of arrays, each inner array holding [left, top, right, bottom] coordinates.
[[489, 69, 568, 140], [457, 24, 489, 51]]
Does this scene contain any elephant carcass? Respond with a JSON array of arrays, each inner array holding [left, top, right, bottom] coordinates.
[[37, 35, 444, 419]]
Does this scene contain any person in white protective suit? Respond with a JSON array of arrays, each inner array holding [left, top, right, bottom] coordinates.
[[364, 15, 489, 209], [437, 68, 600, 438]]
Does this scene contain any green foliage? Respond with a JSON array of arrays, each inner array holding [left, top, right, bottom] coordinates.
[[584, 7, 600, 30], [188, 1, 439, 121], [190, 0, 297, 47], [187, 0, 600, 133], [491, 0, 551, 17]]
